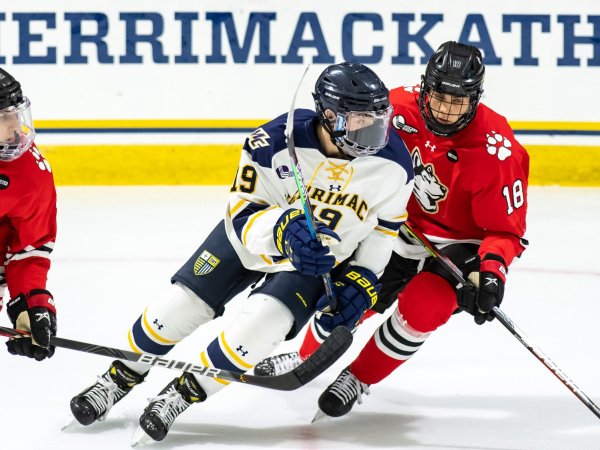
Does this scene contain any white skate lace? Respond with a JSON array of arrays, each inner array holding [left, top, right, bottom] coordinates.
[[267, 352, 304, 376], [85, 374, 126, 420], [147, 387, 190, 427], [329, 370, 370, 406]]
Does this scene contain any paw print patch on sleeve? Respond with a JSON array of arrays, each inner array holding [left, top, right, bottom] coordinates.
[[485, 132, 512, 161]]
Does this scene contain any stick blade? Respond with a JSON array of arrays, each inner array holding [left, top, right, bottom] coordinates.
[[245, 326, 352, 391]]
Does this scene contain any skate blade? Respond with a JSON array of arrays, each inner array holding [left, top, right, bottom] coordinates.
[[61, 415, 79, 431], [131, 426, 153, 447], [311, 409, 328, 424]]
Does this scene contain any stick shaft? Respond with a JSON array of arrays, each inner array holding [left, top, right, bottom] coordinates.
[[0, 325, 352, 391], [285, 65, 337, 311], [402, 223, 600, 420]]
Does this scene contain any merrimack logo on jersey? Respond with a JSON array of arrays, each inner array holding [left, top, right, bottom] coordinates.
[[411, 149, 447, 213], [247, 128, 270, 150], [485, 131, 512, 161], [193, 250, 220, 276]]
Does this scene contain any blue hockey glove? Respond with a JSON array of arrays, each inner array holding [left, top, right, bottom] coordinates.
[[274, 209, 339, 276], [316, 266, 380, 332]]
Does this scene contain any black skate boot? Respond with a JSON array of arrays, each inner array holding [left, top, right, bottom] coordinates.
[[318, 367, 370, 417], [70, 360, 146, 425], [254, 351, 304, 376], [136, 372, 207, 442]]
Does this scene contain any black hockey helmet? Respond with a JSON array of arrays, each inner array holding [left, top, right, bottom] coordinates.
[[313, 62, 393, 157], [0, 68, 24, 110], [419, 41, 485, 136], [0, 67, 35, 161]]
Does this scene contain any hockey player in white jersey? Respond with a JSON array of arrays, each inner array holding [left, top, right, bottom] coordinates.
[[68, 62, 414, 443]]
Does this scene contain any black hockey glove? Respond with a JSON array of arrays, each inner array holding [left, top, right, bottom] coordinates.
[[274, 208, 340, 276], [6, 290, 57, 360], [316, 266, 380, 332], [457, 255, 506, 325]]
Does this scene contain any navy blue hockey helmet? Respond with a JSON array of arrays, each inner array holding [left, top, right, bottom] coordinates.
[[0, 68, 36, 161], [313, 62, 393, 157], [419, 41, 485, 136]]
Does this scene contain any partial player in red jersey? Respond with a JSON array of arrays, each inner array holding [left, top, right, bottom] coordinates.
[[255, 41, 530, 418], [0, 68, 57, 361]]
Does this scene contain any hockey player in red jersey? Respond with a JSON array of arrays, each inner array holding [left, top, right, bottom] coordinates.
[[0, 68, 57, 361], [255, 41, 530, 418]]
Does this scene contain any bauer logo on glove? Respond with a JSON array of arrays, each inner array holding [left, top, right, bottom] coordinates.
[[343, 270, 378, 307], [273, 208, 340, 277]]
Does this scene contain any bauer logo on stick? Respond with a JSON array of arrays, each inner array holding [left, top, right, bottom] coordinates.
[[193, 250, 220, 276]]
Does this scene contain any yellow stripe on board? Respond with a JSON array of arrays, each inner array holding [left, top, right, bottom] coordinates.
[[41, 144, 600, 186], [35, 119, 267, 129], [32, 118, 600, 132], [527, 145, 600, 186], [44, 144, 241, 185], [509, 121, 600, 131]]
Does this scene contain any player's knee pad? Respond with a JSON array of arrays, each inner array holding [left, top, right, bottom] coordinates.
[[128, 282, 215, 355], [203, 293, 294, 370], [398, 271, 456, 333], [194, 293, 295, 397]]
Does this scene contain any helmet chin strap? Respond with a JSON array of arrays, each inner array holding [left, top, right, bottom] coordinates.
[[5, 130, 21, 150], [318, 113, 346, 150]]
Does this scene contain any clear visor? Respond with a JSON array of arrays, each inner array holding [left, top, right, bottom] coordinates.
[[335, 106, 393, 157], [0, 97, 36, 161]]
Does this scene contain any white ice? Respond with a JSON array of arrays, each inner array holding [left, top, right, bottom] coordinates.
[[1, 186, 599, 450]]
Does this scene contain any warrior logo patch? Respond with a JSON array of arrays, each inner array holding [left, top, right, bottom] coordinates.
[[392, 114, 418, 134], [194, 250, 220, 276], [0, 174, 9, 190]]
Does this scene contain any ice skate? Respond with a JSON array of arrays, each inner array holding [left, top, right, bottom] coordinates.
[[69, 360, 146, 426], [317, 367, 370, 418], [253, 351, 304, 377], [131, 372, 206, 444]]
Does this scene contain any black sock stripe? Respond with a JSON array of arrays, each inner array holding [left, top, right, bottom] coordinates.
[[377, 327, 418, 357], [384, 317, 423, 348]]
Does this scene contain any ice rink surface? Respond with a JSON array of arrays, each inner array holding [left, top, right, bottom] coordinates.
[[1, 186, 599, 450]]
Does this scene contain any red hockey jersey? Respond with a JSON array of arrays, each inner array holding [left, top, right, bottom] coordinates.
[[0, 143, 56, 307], [390, 85, 529, 267]]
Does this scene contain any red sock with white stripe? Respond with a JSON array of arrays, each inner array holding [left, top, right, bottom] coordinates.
[[351, 272, 456, 385]]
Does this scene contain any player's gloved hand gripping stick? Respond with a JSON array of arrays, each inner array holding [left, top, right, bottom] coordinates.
[[402, 222, 600, 421], [285, 65, 338, 313]]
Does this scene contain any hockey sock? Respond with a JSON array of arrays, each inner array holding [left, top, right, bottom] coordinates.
[[350, 272, 454, 385], [299, 307, 378, 360], [124, 282, 215, 374], [195, 293, 294, 397]]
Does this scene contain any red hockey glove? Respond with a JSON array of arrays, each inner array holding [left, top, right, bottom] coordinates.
[[6, 289, 57, 360]]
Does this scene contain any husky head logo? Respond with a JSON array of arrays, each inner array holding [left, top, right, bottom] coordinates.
[[412, 149, 448, 213]]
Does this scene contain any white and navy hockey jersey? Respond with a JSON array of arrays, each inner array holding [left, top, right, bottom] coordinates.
[[224, 109, 414, 276]]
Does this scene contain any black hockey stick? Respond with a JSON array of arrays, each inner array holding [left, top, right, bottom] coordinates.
[[0, 325, 352, 391], [402, 222, 600, 420], [285, 65, 338, 313]]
